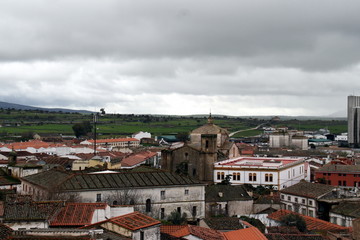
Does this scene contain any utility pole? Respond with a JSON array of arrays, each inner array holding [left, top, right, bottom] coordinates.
[[93, 108, 105, 155]]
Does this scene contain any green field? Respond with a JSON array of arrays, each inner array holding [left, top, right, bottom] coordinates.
[[0, 109, 348, 139]]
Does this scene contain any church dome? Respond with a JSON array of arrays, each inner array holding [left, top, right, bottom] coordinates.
[[191, 117, 229, 135]]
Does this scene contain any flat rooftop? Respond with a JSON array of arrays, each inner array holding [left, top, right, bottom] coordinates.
[[215, 157, 305, 169]]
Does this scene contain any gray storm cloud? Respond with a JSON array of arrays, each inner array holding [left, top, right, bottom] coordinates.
[[0, 0, 360, 116]]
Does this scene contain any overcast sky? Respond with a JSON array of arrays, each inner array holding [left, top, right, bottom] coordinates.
[[1, 0, 360, 116]]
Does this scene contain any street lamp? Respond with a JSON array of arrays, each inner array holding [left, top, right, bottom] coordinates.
[[93, 108, 105, 155]]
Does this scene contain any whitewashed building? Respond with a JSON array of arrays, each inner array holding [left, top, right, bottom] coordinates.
[[214, 156, 310, 190], [280, 181, 335, 218], [132, 131, 151, 140], [329, 201, 360, 227]]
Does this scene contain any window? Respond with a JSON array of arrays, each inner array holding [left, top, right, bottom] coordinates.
[[140, 231, 144, 240], [160, 208, 165, 219], [332, 217, 337, 224], [309, 210, 314, 217], [281, 194, 285, 200], [287, 196, 291, 201], [205, 140, 209, 149], [146, 199, 151, 212], [338, 180, 342, 186], [192, 206, 197, 217], [233, 172, 240, 181], [185, 189, 189, 195], [342, 218, 346, 227], [295, 198, 298, 203], [288, 205, 292, 211], [308, 200, 313, 206], [96, 194, 102, 202], [302, 208, 306, 215], [248, 173, 257, 181], [265, 174, 273, 182], [217, 172, 225, 180], [177, 207, 181, 214], [161, 190, 165, 200], [302, 199, 306, 204], [343, 181, 347, 186]]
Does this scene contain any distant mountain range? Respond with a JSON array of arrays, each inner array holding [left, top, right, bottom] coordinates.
[[0, 101, 93, 114], [0, 101, 347, 119]]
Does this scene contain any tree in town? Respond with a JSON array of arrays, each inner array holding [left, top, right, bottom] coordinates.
[[72, 121, 93, 138], [239, 216, 266, 233], [280, 213, 307, 232], [167, 210, 188, 225]]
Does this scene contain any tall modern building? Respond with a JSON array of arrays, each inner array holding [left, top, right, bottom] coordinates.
[[348, 95, 360, 147]]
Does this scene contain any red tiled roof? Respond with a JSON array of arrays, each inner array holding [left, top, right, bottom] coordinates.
[[168, 225, 226, 240], [160, 225, 187, 235], [108, 211, 160, 231], [50, 203, 107, 226], [121, 151, 157, 168], [4, 140, 52, 150], [223, 227, 267, 240], [88, 138, 139, 144], [121, 156, 146, 167], [267, 209, 350, 232]]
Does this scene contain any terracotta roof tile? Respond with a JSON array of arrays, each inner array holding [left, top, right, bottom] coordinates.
[[121, 155, 147, 168], [160, 225, 187, 235], [108, 211, 160, 231], [4, 140, 52, 150], [267, 209, 350, 232], [280, 181, 335, 199], [88, 138, 139, 144], [223, 227, 267, 240], [50, 203, 107, 226], [170, 225, 226, 240]]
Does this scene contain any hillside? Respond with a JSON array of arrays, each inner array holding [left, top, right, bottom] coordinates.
[[0, 101, 92, 114]]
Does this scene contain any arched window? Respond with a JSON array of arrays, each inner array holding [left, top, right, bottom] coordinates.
[[146, 199, 151, 212], [253, 173, 257, 181], [265, 174, 269, 182], [249, 173, 253, 181], [269, 174, 273, 182]]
